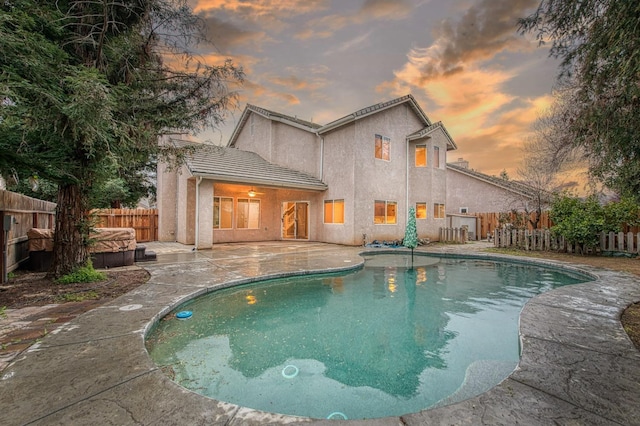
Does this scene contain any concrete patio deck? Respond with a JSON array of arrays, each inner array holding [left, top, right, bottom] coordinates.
[[0, 241, 639, 425]]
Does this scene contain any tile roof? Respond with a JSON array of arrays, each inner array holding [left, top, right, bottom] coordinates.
[[184, 143, 327, 191], [247, 104, 321, 130], [407, 121, 457, 150], [318, 94, 431, 134]]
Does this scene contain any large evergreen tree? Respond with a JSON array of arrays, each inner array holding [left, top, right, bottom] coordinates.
[[520, 1, 640, 198], [0, 0, 243, 277]]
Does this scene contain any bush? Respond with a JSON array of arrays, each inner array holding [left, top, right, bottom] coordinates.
[[603, 196, 640, 232], [56, 260, 106, 284], [551, 194, 640, 251], [551, 194, 603, 250]]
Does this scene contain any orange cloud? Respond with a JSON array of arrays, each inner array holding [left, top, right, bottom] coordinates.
[[294, 0, 411, 40], [268, 75, 328, 92], [193, 0, 330, 34], [239, 80, 300, 106], [193, 0, 329, 15], [376, 0, 551, 179]]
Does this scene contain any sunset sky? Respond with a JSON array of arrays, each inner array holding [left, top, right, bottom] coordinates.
[[189, 0, 560, 178]]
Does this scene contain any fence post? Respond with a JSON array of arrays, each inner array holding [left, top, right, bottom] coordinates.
[[544, 230, 550, 251], [608, 231, 615, 251], [618, 232, 625, 252], [626, 232, 634, 253]]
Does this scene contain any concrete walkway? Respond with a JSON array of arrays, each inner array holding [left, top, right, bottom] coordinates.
[[0, 241, 639, 425]]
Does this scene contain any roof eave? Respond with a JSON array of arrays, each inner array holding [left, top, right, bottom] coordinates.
[[226, 106, 251, 147], [318, 95, 431, 135], [407, 122, 457, 150], [228, 106, 318, 147], [317, 115, 355, 135], [191, 172, 328, 191]]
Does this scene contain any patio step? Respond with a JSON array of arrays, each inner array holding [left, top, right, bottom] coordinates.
[[135, 245, 157, 262]]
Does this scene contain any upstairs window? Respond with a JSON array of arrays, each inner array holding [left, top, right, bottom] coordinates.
[[324, 199, 345, 224], [415, 145, 426, 167], [434, 203, 445, 219], [213, 197, 233, 229], [237, 198, 260, 229], [374, 200, 397, 224], [434, 146, 440, 168], [416, 202, 427, 219], [375, 134, 390, 161]]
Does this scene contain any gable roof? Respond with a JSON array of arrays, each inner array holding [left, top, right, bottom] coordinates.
[[226, 94, 457, 151], [407, 121, 457, 150], [184, 143, 327, 191], [446, 163, 539, 198], [317, 94, 431, 135], [227, 104, 320, 147]]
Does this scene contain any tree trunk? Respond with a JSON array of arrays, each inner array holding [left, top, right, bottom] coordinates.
[[48, 183, 90, 278]]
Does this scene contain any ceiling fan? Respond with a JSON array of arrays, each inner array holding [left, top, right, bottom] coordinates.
[[247, 187, 265, 197]]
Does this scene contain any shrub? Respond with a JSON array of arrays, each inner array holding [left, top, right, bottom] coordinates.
[[550, 194, 640, 252], [551, 194, 603, 250], [56, 260, 106, 284]]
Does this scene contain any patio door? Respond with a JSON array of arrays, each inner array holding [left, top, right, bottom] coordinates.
[[282, 202, 309, 240]]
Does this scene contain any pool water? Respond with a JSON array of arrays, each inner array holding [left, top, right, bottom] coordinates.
[[145, 255, 590, 420]]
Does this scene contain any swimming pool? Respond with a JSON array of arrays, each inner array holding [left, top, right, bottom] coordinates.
[[145, 254, 591, 420]]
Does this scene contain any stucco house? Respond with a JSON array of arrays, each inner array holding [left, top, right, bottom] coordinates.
[[157, 95, 457, 248]]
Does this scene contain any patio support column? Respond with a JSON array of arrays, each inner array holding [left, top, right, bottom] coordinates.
[[196, 179, 214, 249]]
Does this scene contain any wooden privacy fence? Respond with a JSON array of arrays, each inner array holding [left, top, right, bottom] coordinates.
[[92, 209, 158, 243], [0, 190, 56, 282], [474, 211, 552, 240], [494, 228, 640, 255]]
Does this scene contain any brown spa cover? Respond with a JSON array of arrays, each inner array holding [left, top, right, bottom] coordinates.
[[27, 228, 136, 253]]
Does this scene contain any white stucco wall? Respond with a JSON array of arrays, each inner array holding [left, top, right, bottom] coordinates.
[[233, 113, 272, 161], [408, 132, 448, 240], [271, 122, 321, 178], [320, 103, 445, 245], [318, 124, 357, 245], [446, 169, 521, 214]]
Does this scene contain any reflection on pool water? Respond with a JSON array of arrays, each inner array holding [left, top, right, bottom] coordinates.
[[145, 254, 590, 420]]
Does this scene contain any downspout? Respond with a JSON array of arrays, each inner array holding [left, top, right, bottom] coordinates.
[[406, 138, 410, 221], [319, 134, 325, 181], [195, 176, 202, 251]]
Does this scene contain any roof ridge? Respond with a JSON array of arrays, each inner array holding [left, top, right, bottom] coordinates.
[[319, 94, 430, 134], [247, 104, 320, 129]]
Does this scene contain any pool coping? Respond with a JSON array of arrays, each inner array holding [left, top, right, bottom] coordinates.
[[1, 242, 639, 425]]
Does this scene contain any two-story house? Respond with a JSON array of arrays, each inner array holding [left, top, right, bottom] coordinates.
[[157, 95, 457, 248]]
